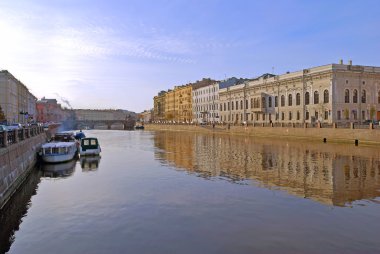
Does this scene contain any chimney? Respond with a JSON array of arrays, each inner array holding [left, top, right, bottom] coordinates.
[[339, 59, 343, 64], [349, 60, 352, 65]]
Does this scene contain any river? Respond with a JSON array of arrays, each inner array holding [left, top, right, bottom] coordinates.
[[1, 130, 380, 254]]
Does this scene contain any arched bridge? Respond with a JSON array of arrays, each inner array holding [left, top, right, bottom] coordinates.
[[75, 119, 136, 130]]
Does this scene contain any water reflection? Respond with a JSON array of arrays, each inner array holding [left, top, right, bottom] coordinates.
[[80, 156, 101, 171], [40, 159, 77, 178], [154, 132, 380, 206], [0, 169, 41, 254]]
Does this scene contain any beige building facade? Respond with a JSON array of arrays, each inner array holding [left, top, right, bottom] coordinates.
[[0, 70, 37, 124], [219, 62, 380, 124]]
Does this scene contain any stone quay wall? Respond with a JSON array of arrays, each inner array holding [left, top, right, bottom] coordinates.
[[0, 128, 46, 209], [144, 123, 380, 146]]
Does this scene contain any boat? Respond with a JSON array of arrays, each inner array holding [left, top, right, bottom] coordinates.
[[79, 137, 101, 156], [40, 141, 78, 163], [51, 131, 76, 142], [135, 125, 144, 130]]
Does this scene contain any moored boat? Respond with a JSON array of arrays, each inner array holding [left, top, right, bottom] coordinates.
[[79, 137, 101, 156], [41, 142, 77, 163]]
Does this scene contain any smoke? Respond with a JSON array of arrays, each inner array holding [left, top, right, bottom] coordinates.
[[54, 93, 72, 109]]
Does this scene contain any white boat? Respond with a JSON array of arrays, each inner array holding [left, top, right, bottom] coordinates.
[[79, 137, 101, 156], [41, 141, 77, 163]]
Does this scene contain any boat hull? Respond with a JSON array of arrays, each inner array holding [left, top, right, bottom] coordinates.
[[79, 148, 101, 156], [42, 152, 76, 163]]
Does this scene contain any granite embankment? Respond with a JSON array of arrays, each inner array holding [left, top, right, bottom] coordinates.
[[144, 124, 380, 146], [0, 128, 46, 209]]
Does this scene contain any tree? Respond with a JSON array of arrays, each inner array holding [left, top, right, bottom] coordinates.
[[370, 106, 376, 121], [0, 106, 5, 123], [343, 108, 349, 120]]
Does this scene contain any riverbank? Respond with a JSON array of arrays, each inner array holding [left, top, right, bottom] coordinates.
[[144, 123, 380, 146], [0, 129, 46, 209]]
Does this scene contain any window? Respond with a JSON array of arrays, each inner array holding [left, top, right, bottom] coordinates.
[[268, 97, 272, 107], [251, 98, 254, 109], [228, 102, 230, 110], [305, 92, 310, 105], [378, 91, 380, 103], [362, 110, 365, 120], [362, 90, 366, 103], [236, 101, 238, 110], [345, 89, 350, 103], [324, 111, 328, 120], [262, 114, 265, 121], [296, 93, 300, 105], [275, 96, 278, 107], [245, 100, 248, 109], [297, 111, 300, 120], [281, 95, 285, 106], [353, 89, 358, 103], [276, 112, 279, 120], [314, 91, 319, 104], [281, 112, 284, 120], [337, 111, 341, 120], [288, 94, 293, 106], [262, 97, 266, 108], [289, 112, 292, 120], [232, 102, 234, 110], [306, 111, 309, 120], [315, 111, 319, 119], [324, 90, 329, 103], [353, 110, 357, 120]]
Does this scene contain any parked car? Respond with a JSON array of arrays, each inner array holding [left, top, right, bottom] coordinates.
[[0, 125, 9, 132], [7, 123, 22, 130]]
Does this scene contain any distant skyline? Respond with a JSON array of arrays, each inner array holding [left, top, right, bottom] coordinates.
[[0, 0, 379, 112]]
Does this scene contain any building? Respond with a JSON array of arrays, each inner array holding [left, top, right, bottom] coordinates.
[[219, 61, 380, 124], [0, 70, 37, 124], [192, 77, 244, 123], [36, 98, 66, 123], [139, 109, 153, 123], [153, 91, 166, 122]]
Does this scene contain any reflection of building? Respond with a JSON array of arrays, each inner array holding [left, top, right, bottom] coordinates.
[[154, 131, 380, 206], [219, 61, 380, 124], [0, 70, 37, 124]]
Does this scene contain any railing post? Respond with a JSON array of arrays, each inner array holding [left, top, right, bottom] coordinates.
[[27, 128, 31, 138], [13, 129, 18, 143], [22, 128, 26, 140], [370, 123, 374, 129], [2, 131, 7, 147], [350, 122, 355, 129]]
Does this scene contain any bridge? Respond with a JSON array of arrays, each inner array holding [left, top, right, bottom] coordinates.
[[75, 117, 136, 130]]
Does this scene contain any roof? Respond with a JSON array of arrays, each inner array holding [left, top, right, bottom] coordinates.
[[42, 142, 76, 148]]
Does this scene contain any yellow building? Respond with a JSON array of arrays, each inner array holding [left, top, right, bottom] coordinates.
[[176, 85, 192, 123], [165, 89, 176, 121], [153, 91, 166, 121]]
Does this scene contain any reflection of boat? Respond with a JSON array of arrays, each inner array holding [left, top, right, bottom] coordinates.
[[80, 156, 101, 171], [41, 142, 77, 163], [41, 159, 77, 178], [135, 125, 145, 130], [79, 137, 101, 156]]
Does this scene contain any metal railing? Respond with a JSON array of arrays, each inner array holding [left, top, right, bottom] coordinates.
[[0, 126, 45, 148]]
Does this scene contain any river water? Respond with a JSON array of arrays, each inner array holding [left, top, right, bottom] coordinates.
[[1, 130, 380, 254]]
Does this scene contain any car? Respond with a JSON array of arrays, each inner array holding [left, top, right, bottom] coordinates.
[[7, 123, 22, 130], [0, 125, 9, 132]]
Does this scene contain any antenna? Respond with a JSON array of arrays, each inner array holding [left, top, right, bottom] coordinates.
[[272, 66, 274, 74]]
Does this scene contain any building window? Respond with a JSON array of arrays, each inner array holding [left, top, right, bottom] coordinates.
[[236, 101, 238, 110], [315, 111, 319, 120], [251, 98, 254, 109], [232, 102, 234, 110], [281, 112, 284, 120], [289, 112, 292, 120], [306, 111, 309, 120], [245, 100, 248, 109], [262, 97, 266, 108], [281, 95, 285, 107], [276, 112, 279, 120], [353, 89, 358, 103], [346, 80, 349, 84], [362, 90, 366, 103], [297, 111, 300, 120], [268, 97, 272, 108], [262, 114, 265, 121], [353, 110, 357, 120], [324, 111, 328, 120], [324, 90, 329, 103], [305, 92, 310, 105], [362, 110, 365, 120], [228, 102, 230, 110], [275, 96, 278, 107], [296, 93, 300, 105], [314, 91, 319, 104], [288, 94, 293, 106], [345, 89, 350, 103], [337, 110, 341, 120], [256, 113, 259, 121]]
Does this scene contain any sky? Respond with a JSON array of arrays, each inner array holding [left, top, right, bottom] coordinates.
[[0, 0, 379, 112]]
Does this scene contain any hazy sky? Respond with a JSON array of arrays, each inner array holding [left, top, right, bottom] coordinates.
[[0, 0, 379, 112]]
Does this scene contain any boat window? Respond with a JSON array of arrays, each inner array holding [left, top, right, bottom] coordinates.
[[90, 140, 97, 145], [52, 147, 59, 154], [83, 140, 90, 146]]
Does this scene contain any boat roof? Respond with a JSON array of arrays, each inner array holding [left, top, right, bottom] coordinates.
[[42, 142, 76, 148], [55, 131, 75, 135], [82, 137, 98, 140]]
